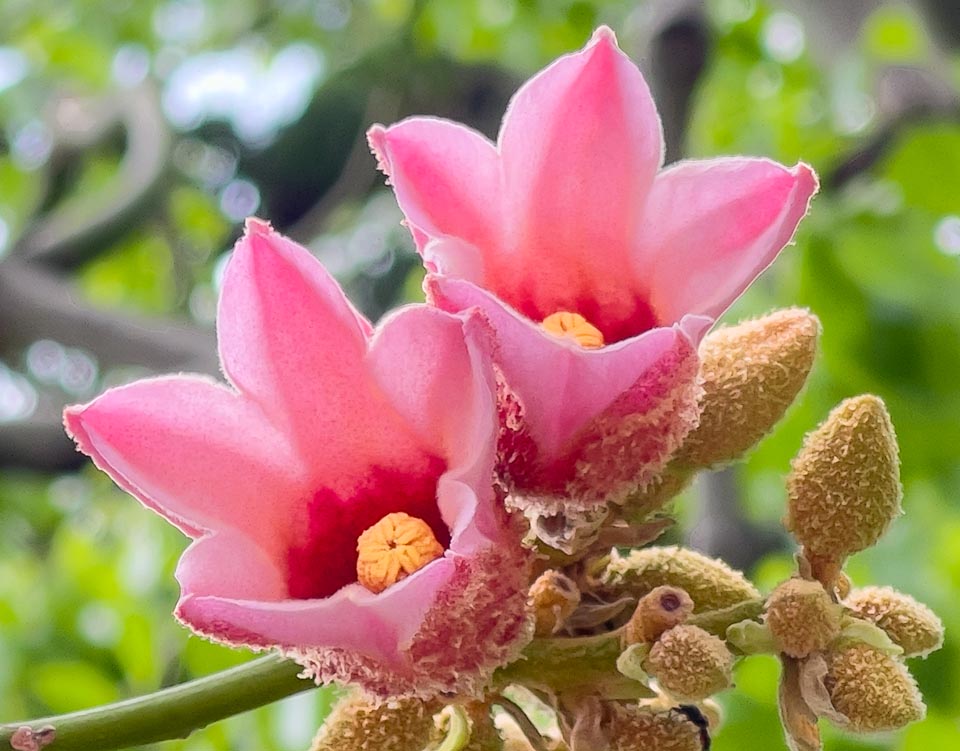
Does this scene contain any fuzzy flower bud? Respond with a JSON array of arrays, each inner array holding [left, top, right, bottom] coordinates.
[[606, 705, 704, 751], [845, 586, 944, 658], [826, 643, 925, 732], [765, 578, 842, 658], [310, 695, 442, 751], [528, 570, 581, 637], [786, 395, 902, 562], [624, 586, 695, 645], [646, 624, 733, 701], [597, 546, 759, 612], [674, 308, 819, 469]]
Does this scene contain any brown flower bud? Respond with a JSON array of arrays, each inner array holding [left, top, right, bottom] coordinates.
[[826, 643, 925, 732], [786, 395, 902, 561], [845, 586, 944, 658], [606, 705, 703, 751], [528, 570, 581, 637], [674, 308, 820, 469], [765, 578, 842, 658], [624, 586, 695, 645], [646, 625, 733, 701], [597, 545, 759, 612], [310, 695, 442, 751]]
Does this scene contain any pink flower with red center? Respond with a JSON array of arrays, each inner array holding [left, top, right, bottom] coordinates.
[[64, 220, 532, 698], [369, 27, 818, 515]]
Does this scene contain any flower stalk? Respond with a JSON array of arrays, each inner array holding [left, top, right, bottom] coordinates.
[[0, 656, 313, 751]]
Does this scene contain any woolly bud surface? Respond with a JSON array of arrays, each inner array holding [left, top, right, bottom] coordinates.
[[310, 695, 442, 751], [528, 570, 581, 637], [598, 546, 759, 612], [676, 308, 819, 469], [826, 643, 925, 732], [845, 586, 944, 658], [786, 395, 901, 559], [625, 586, 695, 644], [765, 578, 842, 658], [646, 624, 733, 701], [606, 705, 703, 751]]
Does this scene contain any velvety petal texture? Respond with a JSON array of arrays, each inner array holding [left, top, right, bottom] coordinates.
[[370, 26, 818, 513], [65, 220, 531, 698]]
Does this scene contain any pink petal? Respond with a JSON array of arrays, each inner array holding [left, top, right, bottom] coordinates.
[[178, 538, 531, 697], [490, 26, 664, 339], [427, 276, 706, 459], [367, 305, 496, 487], [638, 158, 819, 324], [368, 118, 500, 274], [63, 375, 306, 544], [217, 219, 427, 490], [177, 543, 456, 661]]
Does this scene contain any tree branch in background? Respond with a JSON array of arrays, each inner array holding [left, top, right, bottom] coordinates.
[[14, 83, 172, 269], [0, 260, 217, 374], [641, 0, 712, 164]]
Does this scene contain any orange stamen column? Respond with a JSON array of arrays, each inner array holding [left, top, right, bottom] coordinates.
[[541, 312, 605, 348], [356, 512, 444, 593]]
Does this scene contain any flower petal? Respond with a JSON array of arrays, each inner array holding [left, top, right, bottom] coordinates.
[[178, 539, 531, 698], [428, 276, 700, 458], [490, 27, 663, 338], [63, 375, 306, 542], [368, 118, 500, 277], [638, 158, 819, 324], [218, 219, 426, 488], [177, 542, 455, 660]]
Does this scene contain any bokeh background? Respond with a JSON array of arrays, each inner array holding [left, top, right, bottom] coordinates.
[[1, 0, 959, 748]]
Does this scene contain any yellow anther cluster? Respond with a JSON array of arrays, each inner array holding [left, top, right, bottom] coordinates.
[[606, 705, 703, 751], [845, 586, 944, 658], [826, 643, 925, 732], [596, 546, 759, 613], [310, 695, 443, 751], [528, 570, 581, 637], [541, 311, 605, 348], [356, 512, 444, 594], [624, 586, 694, 645], [646, 624, 733, 701], [764, 578, 842, 658], [786, 395, 901, 582], [676, 308, 820, 469]]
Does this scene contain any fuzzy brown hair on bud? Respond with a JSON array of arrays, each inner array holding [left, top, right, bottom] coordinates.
[[845, 586, 944, 658], [826, 643, 925, 732], [597, 545, 759, 613], [646, 624, 733, 701], [786, 395, 902, 565], [624, 586, 695, 645], [528, 570, 581, 637], [606, 705, 704, 751], [765, 578, 842, 658], [310, 695, 443, 751], [673, 308, 820, 470]]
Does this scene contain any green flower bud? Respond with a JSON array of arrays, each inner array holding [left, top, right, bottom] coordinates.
[[624, 586, 695, 645], [845, 586, 944, 658], [528, 570, 581, 637], [826, 643, 925, 733], [765, 578, 842, 658], [786, 395, 902, 563], [675, 308, 820, 469], [597, 545, 759, 613], [646, 625, 733, 701], [606, 705, 704, 751], [310, 695, 442, 751]]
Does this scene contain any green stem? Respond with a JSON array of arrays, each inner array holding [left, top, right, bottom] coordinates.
[[0, 655, 314, 751]]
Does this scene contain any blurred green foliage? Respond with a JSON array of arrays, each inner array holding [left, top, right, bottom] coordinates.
[[1, 0, 959, 749]]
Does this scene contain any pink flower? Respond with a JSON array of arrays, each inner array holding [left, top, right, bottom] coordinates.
[[369, 27, 818, 515], [64, 220, 531, 698]]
